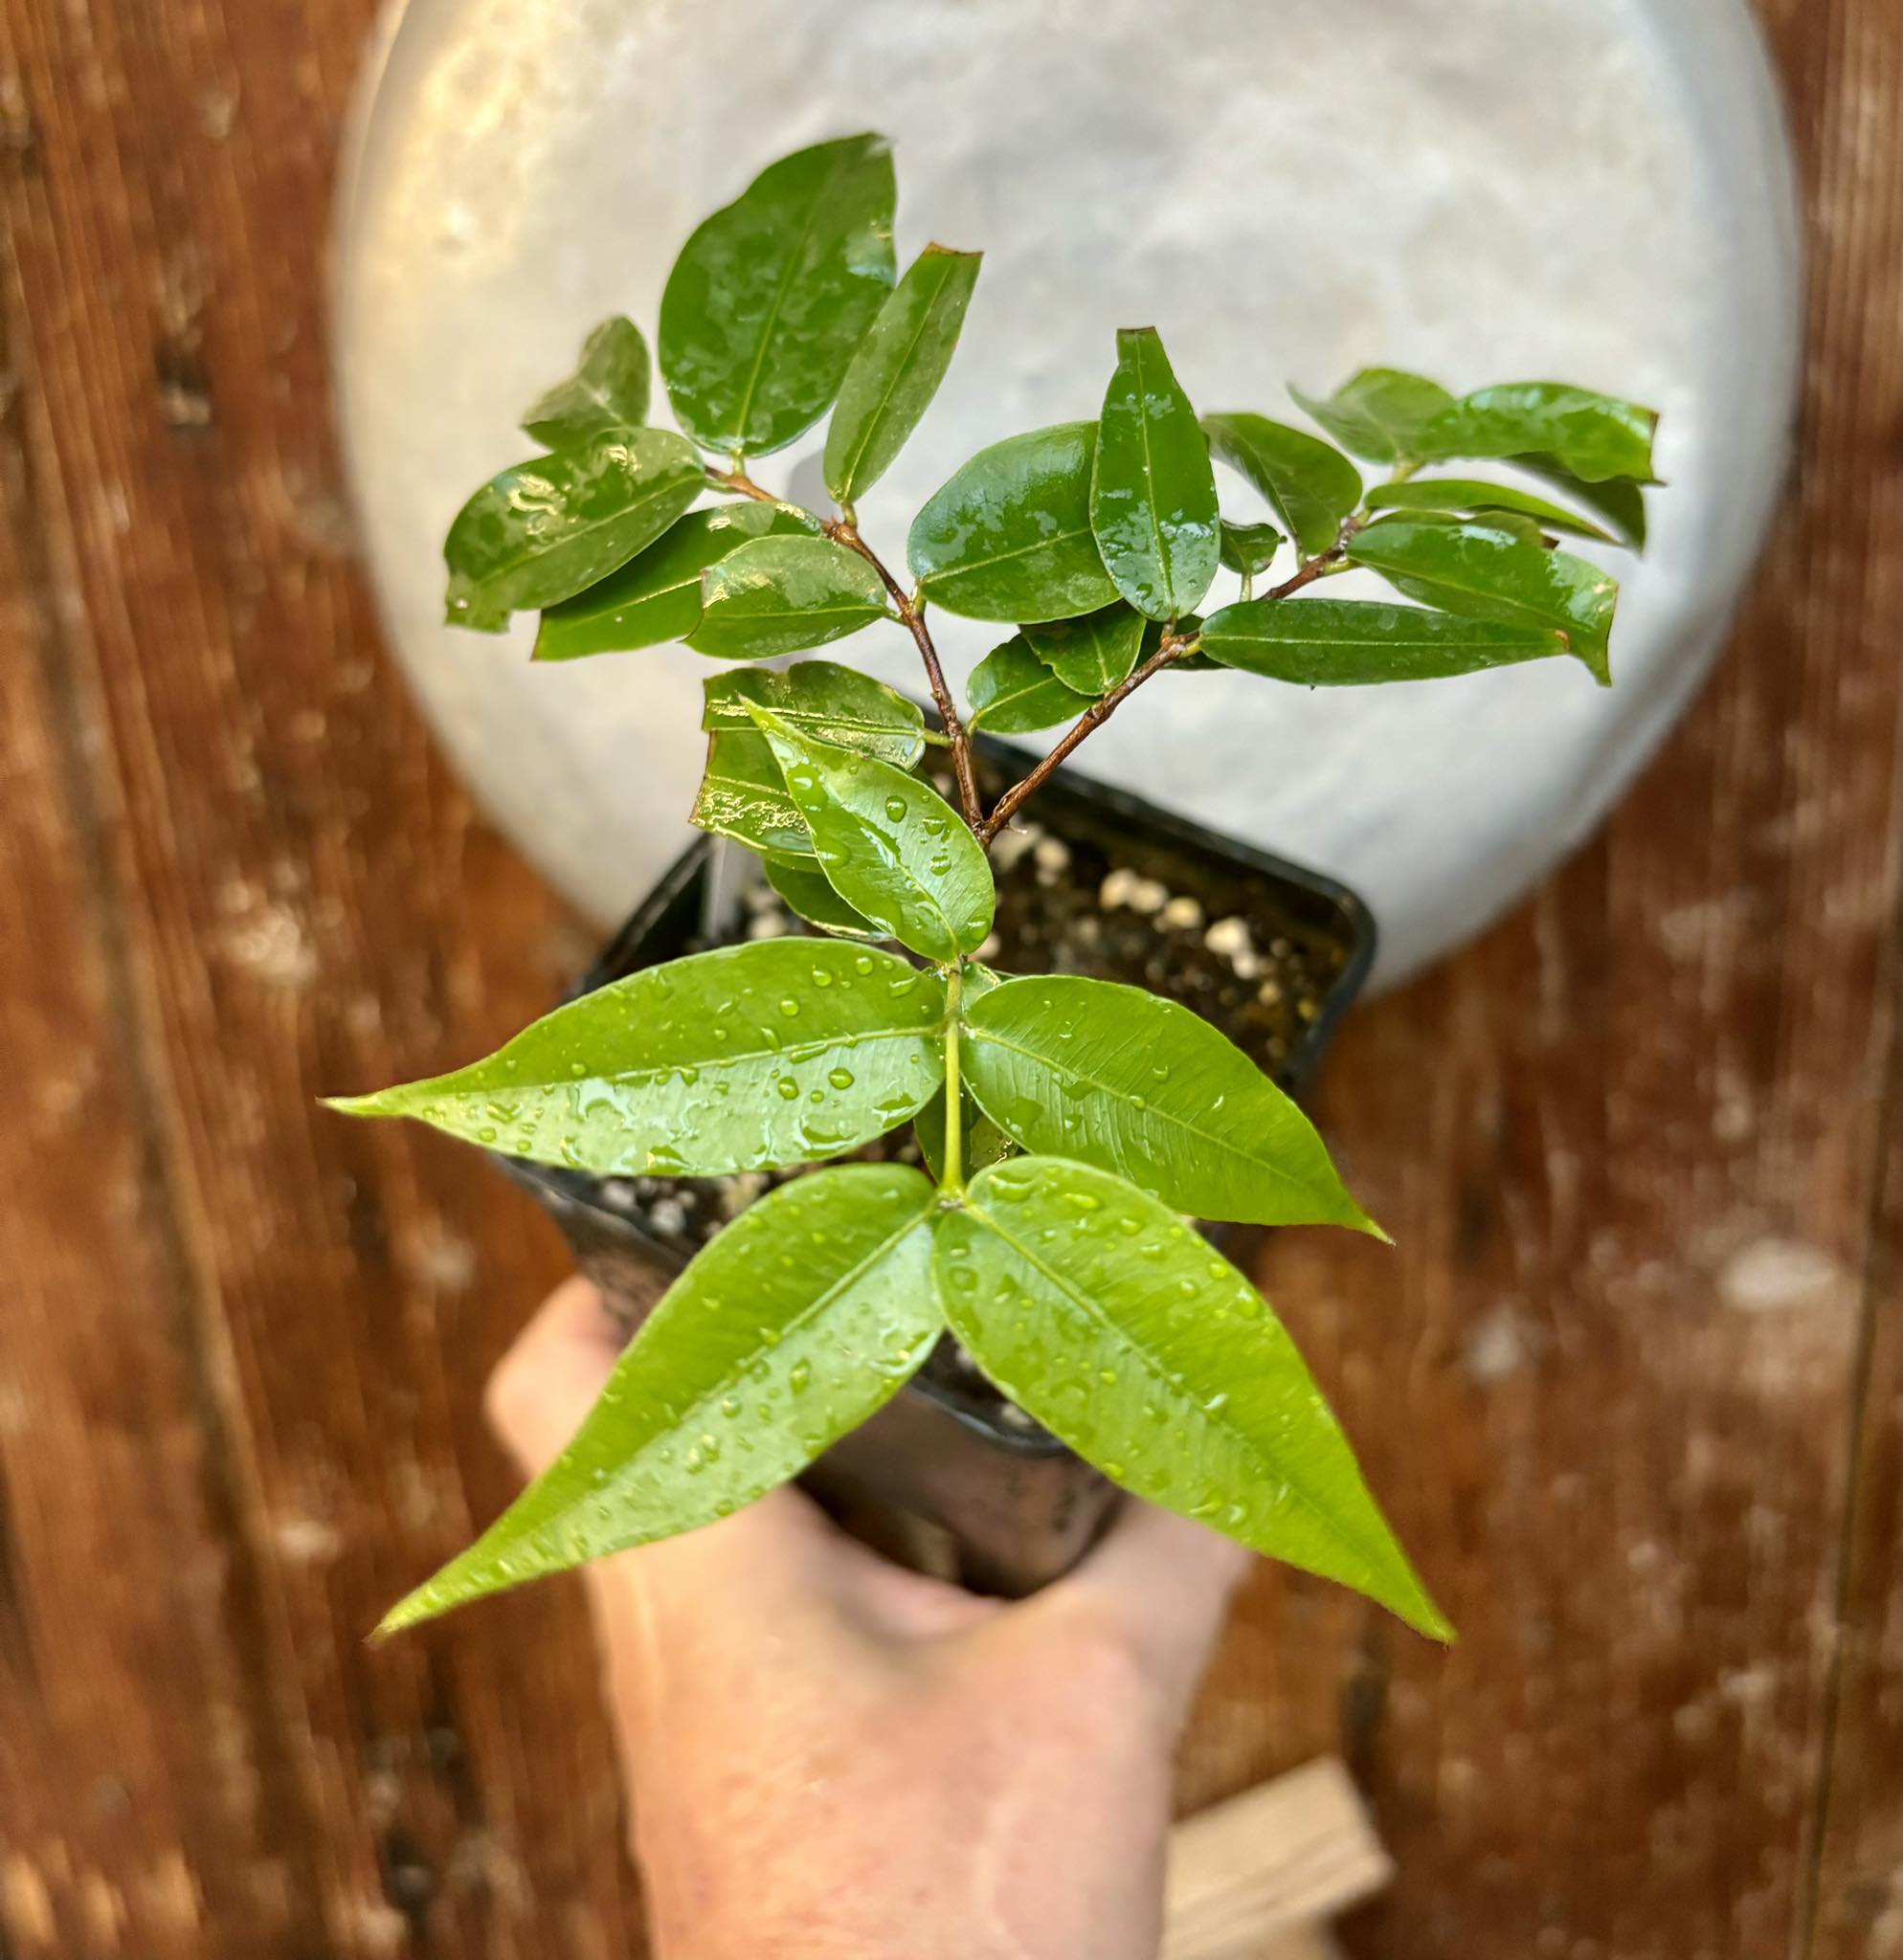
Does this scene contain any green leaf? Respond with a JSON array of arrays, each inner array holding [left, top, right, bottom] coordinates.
[[762, 856, 883, 939], [691, 730, 812, 858], [381, 1165, 940, 1633], [1363, 507, 1550, 549], [915, 1085, 1016, 1186], [686, 535, 892, 659], [702, 660, 925, 768], [961, 974, 1378, 1232], [1219, 520, 1286, 577], [907, 422, 1120, 622], [750, 708, 996, 963], [442, 429, 705, 629], [967, 635, 1093, 733], [327, 939, 946, 1175], [1346, 521, 1616, 684], [936, 1159, 1448, 1638], [1021, 600, 1146, 695], [1288, 368, 1454, 464], [521, 316, 651, 448], [1198, 598, 1568, 684], [1362, 477, 1615, 544], [1417, 382, 1658, 484], [823, 245, 982, 505], [1516, 454, 1647, 549], [1201, 412, 1362, 558], [1090, 327, 1220, 619], [659, 134, 896, 458], [534, 502, 817, 661]]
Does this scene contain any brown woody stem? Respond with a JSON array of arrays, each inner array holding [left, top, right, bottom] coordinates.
[[703, 464, 984, 833]]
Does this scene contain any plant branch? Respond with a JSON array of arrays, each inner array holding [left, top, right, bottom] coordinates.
[[704, 465, 984, 834], [976, 516, 1369, 842]]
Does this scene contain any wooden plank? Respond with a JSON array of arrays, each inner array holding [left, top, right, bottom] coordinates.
[[1, 3, 640, 1954], [1180, 11, 1903, 1960], [1163, 1758, 1391, 1960]]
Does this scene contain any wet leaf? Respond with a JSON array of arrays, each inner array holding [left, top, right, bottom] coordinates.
[[962, 974, 1378, 1232], [1362, 476, 1616, 544], [691, 730, 812, 858], [935, 1158, 1449, 1638], [381, 1165, 940, 1632], [1198, 598, 1568, 684], [443, 429, 705, 629], [534, 502, 817, 660], [907, 422, 1120, 623], [687, 535, 892, 659], [703, 660, 925, 767], [1218, 520, 1286, 577], [914, 1086, 1016, 1186], [1288, 368, 1454, 464], [1022, 600, 1145, 695], [1201, 412, 1361, 558], [1090, 327, 1220, 619], [1516, 454, 1647, 549], [326, 940, 946, 1176], [966, 635, 1093, 734], [1418, 382, 1658, 484], [521, 316, 651, 448], [762, 856, 883, 938], [750, 708, 996, 963], [823, 245, 982, 505], [1346, 521, 1616, 684], [659, 134, 896, 458]]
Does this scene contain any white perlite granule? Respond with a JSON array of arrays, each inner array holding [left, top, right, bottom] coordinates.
[[342, 0, 1795, 984]]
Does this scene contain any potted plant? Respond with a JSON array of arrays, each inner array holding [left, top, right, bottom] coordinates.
[[332, 133, 1655, 1639]]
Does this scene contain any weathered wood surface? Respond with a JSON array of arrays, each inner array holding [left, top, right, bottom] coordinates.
[[1, 2, 1896, 1956]]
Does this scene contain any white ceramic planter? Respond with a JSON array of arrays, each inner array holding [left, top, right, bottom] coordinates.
[[335, 0, 1799, 985]]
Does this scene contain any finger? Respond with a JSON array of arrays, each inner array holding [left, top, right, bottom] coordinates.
[[485, 1275, 623, 1477], [1059, 1502, 1252, 1711]]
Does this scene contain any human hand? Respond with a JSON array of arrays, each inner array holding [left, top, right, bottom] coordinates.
[[488, 1277, 1249, 1960]]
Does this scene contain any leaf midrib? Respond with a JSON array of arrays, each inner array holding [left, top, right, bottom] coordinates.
[[959, 1194, 1403, 1589]]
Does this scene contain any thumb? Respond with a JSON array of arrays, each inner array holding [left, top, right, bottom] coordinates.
[[484, 1275, 624, 1477]]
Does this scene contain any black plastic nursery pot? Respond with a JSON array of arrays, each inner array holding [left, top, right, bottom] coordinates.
[[504, 743, 1376, 1596]]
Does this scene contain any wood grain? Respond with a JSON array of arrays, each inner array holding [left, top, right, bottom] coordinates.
[[1, 2, 1897, 1957]]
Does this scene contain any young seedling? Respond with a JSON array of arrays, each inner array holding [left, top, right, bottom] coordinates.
[[334, 134, 1658, 1640]]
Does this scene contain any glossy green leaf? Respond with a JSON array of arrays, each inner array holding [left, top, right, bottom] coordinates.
[[659, 134, 896, 458], [962, 974, 1378, 1232], [1198, 598, 1568, 684], [823, 245, 982, 505], [1346, 521, 1616, 684], [534, 502, 817, 660], [442, 429, 705, 630], [1022, 600, 1146, 695], [1516, 454, 1647, 549], [1364, 507, 1550, 549], [1417, 382, 1658, 484], [686, 535, 892, 658], [762, 856, 882, 938], [702, 660, 925, 768], [1288, 368, 1454, 464], [1219, 520, 1286, 577], [691, 730, 813, 858], [382, 1165, 940, 1632], [1090, 327, 1220, 619], [750, 708, 996, 963], [966, 634, 1093, 733], [521, 316, 650, 448], [907, 422, 1120, 622], [327, 939, 946, 1175], [1362, 477, 1615, 544], [1201, 412, 1362, 559], [936, 1159, 1448, 1637]]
